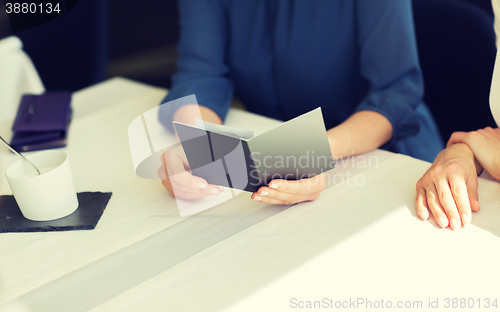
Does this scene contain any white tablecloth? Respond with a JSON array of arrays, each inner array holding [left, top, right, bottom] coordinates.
[[0, 78, 499, 312]]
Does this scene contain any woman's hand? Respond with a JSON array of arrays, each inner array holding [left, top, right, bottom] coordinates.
[[251, 173, 326, 205], [415, 143, 481, 230], [158, 104, 223, 201], [447, 127, 500, 180], [250, 110, 390, 206], [158, 144, 222, 201]]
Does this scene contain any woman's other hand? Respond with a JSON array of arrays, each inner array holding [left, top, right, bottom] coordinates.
[[415, 143, 481, 230], [447, 127, 500, 180]]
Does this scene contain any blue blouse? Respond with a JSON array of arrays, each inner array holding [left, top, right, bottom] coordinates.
[[160, 0, 443, 161]]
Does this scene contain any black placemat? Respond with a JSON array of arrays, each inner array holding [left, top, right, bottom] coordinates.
[[0, 192, 112, 233]]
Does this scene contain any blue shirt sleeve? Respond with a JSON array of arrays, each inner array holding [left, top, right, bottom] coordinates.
[[161, 0, 424, 146], [353, 0, 423, 147], [158, 0, 233, 130]]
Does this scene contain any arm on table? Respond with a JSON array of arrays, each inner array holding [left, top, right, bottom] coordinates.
[[253, 0, 421, 205], [158, 0, 231, 201]]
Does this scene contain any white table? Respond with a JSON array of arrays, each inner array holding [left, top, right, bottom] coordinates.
[[0, 78, 499, 312]]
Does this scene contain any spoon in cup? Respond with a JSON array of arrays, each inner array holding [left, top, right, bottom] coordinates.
[[0, 135, 40, 175]]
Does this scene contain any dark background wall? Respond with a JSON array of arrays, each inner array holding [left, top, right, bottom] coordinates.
[[106, 0, 179, 88], [0, 0, 493, 91], [0, 0, 179, 91]]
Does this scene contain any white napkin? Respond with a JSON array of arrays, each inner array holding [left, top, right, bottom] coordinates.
[[0, 36, 44, 122]]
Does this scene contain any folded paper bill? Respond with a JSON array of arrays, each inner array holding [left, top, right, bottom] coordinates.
[[174, 107, 335, 193]]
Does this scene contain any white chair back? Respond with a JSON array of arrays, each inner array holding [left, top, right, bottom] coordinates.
[[0, 36, 44, 122]]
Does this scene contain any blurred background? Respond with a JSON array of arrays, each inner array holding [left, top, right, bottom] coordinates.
[[0, 0, 179, 90], [0, 0, 497, 140]]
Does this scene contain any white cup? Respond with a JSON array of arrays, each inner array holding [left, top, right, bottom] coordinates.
[[5, 150, 79, 221]]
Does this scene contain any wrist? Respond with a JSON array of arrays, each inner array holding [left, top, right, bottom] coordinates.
[[173, 105, 222, 126], [326, 110, 393, 159], [474, 158, 484, 176], [446, 143, 482, 175], [327, 126, 351, 159]]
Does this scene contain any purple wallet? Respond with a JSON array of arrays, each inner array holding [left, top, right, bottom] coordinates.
[[11, 92, 72, 152]]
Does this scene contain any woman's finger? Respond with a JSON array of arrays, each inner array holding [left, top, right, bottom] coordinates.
[[267, 174, 326, 195], [432, 175, 461, 230], [483, 126, 496, 134], [415, 182, 429, 220], [425, 184, 449, 228], [161, 151, 211, 190], [448, 174, 472, 227], [251, 193, 291, 205], [447, 131, 469, 147], [170, 178, 222, 195], [253, 186, 320, 203], [169, 188, 209, 201], [159, 150, 221, 199], [466, 174, 481, 212]]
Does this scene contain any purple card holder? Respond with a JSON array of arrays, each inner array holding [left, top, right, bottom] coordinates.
[[11, 92, 72, 152]]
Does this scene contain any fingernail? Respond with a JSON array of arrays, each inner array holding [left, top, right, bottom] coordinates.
[[450, 219, 460, 230], [438, 217, 448, 228], [269, 184, 278, 189], [418, 210, 428, 220], [461, 214, 470, 226], [210, 188, 219, 195], [198, 183, 207, 189], [253, 196, 262, 201], [260, 191, 269, 196]]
